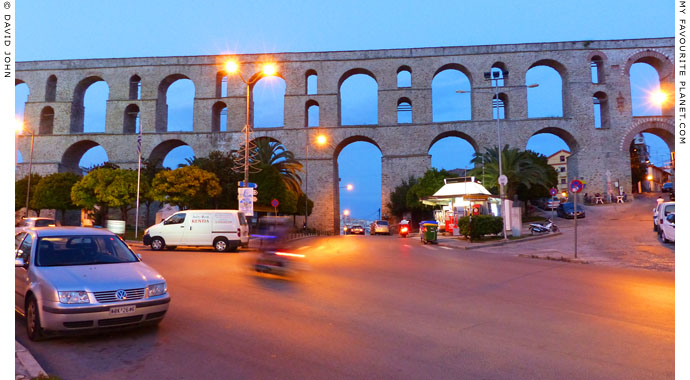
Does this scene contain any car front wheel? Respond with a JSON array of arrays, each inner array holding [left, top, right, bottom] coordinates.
[[26, 297, 45, 341]]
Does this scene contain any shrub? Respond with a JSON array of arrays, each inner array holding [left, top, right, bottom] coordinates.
[[456, 215, 503, 240]]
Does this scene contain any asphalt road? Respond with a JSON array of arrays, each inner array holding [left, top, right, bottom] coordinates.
[[16, 235, 674, 379]]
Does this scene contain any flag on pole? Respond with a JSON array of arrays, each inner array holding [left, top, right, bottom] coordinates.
[[136, 134, 142, 155]]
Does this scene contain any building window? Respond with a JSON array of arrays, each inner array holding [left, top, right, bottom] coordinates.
[[129, 75, 141, 100], [560, 167, 565, 172], [560, 155, 565, 162], [561, 178, 566, 184]]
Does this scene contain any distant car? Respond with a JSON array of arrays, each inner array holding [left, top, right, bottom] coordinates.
[[662, 182, 674, 193], [15, 217, 60, 233], [370, 220, 390, 235], [659, 213, 675, 243], [349, 225, 365, 235], [653, 201, 675, 233], [547, 196, 561, 209], [343, 225, 350, 234], [556, 202, 585, 219], [15, 227, 170, 340]]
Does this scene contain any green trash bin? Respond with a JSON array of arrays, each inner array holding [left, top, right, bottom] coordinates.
[[420, 221, 438, 244]]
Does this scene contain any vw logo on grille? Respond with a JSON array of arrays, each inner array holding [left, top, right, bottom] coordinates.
[[115, 290, 128, 300]]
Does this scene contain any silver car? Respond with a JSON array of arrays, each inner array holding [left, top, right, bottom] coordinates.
[[15, 227, 170, 340]]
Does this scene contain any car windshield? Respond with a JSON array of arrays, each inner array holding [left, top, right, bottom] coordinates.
[[377, 221, 389, 226], [36, 235, 138, 267], [664, 205, 675, 215]]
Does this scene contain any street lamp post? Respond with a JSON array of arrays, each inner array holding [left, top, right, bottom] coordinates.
[[16, 122, 35, 218], [225, 61, 277, 186], [457, 73, 538, 241]]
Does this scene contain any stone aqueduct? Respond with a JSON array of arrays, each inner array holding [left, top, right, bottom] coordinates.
[[16, 38, 674, 232]]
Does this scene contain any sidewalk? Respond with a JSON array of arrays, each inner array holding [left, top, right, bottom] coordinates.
[[16, 340, 47, 380], [435, 227, 561, 250]]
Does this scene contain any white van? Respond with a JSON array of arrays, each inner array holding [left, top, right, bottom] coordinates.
[[143, 210, 249, 252]]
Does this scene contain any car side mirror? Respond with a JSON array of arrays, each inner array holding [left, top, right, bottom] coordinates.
[[15, 257, 27, 268]]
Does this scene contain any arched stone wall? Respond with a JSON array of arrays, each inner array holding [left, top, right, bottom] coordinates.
[[15, 37, 674, 232]]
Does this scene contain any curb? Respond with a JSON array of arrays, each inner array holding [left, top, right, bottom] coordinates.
[[437, 231, 562, 250], [16, 340, 46, 379], [518, 253, 589, 264]]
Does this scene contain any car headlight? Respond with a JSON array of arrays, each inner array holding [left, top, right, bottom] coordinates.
[[58, 291, 90, 304], [148, 282, 167, 297]]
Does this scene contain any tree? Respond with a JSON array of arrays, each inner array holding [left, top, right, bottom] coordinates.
[[250, 163, 297, 213], [71, 168, 144, 225], [185, 151, 242, 209], [252, 137, 303, 193], [469, 146, 557, 201], [32, 172, 81, 224], [151, 166, 222, 209], [406, 168, 457, 209], [629, 145, 647, 192], [15, 173, 43, 216]]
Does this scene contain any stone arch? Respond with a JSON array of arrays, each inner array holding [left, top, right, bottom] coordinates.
[[148, 138, 193, 164], [70, 76, 109, 134], [587, 51, 608, 84], [592, 91, 610, 129], [15, 80, 30, 122], [528, 127, 580, 154], [623, 50, 674, 81], [211, 101, 227, 132], [332, 135, 383, 231], [215, 72, 227, 98], [338, 68, 378, 126], [494, 92, 508, 119], [397, 97, 412, 124], [429, 131, 479, 154], [433, 63, 473, 84], [129, 74, 142, 100], [528, 59, 568, 79], [305, 69, 317, 95], [432, 64, 472, 122], [45, 75, 57, 102], [397, 65, 412, 88], [39, 106, 55, 135], [526, 61, 565, 118], [155, 74, 194, 133], [15, 78, 26, 86], [60, 140, 106, 174], [619, 118, 674, 153], [305, 99, 319, 127], [123, 104, 140, 134]]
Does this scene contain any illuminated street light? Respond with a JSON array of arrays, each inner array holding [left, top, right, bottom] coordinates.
[[345, 184, 353, 191], [650, 90, 668, 106], [15, 121, 35, 218], [225, 60, 278, 205]]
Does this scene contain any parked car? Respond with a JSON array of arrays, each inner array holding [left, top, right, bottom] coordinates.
[[349, 225, 365, 235], [15, 227, 170, 340], [556, 202, 585, 219], [659, 213, 675, 243], [15, 217, 60, 233], [370, 220, 390, 235], [662, 182, 674, 193], [143, 210, 248, 252], [653, 201, 675, 233]]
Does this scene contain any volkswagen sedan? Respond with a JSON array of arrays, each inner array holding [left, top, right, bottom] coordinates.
[[15, 227, 170, 340]]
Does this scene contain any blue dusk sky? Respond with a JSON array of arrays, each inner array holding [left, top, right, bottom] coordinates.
[[13, 0, 674, 220]]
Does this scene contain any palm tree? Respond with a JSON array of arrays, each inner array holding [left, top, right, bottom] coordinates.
[[469, 145, 557, 200], [252, 137, 303, 193]]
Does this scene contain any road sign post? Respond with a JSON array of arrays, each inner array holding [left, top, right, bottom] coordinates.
[[569, 180, 583, 259], [238, 187, 255, 216], [549, 187, 558, 220], [271, 199, 279, 216]]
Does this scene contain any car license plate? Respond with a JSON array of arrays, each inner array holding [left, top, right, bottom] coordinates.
[[110, 305, 136, 315]]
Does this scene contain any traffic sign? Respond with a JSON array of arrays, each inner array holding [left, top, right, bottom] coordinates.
[[253, 189, 258, 195], [498, 175, 508, 186], [569, 179, 583, 193], [271, 199, 280, 208], [549, 187, 558, 196], [238, 181, 258, 188]]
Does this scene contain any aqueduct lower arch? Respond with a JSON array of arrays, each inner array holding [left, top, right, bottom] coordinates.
[[16, 37, 675, 233]]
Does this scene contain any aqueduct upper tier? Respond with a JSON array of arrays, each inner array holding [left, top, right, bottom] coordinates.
[[16, 37, 675, 232]]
